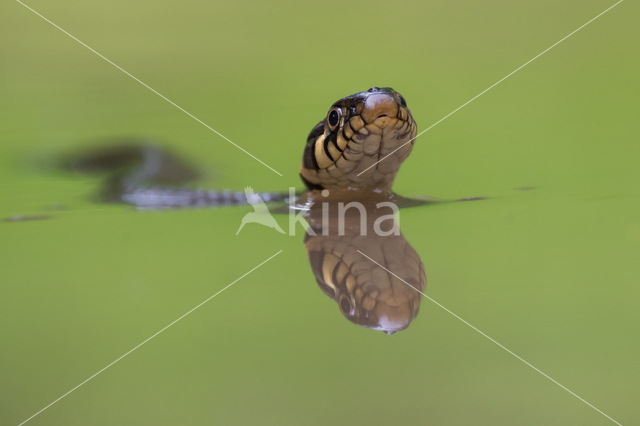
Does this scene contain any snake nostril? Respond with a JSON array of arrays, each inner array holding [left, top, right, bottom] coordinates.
[[376, 114, 389, 119]]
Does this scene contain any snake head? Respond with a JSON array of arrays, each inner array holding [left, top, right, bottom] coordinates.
[[300, 87, 417, 192]]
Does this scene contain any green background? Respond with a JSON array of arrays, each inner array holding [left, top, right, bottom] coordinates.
[[1, 0, 638, 424]]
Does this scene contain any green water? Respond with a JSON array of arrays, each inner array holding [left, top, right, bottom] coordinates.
[[1, 0, 638, 424]]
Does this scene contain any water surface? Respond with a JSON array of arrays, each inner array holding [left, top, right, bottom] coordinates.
[[1, 0, 638, 424]]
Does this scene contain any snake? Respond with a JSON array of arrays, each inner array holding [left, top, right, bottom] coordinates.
[[67, 87, 417, 205], [64, 87, 428, 334]]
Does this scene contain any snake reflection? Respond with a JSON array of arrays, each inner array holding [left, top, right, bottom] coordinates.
[[296, 192, 426, 334]]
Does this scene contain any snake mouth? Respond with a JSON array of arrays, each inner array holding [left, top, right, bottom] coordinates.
[[361, 93, 398, 124]]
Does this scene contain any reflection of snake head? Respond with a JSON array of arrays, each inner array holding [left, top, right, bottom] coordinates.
[[300, 87, 417, 192], [305, 229, 426, 335]]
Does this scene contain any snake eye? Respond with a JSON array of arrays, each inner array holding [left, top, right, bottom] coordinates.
[[339, 295, 352, 315], [397, 94, 407, 108], [327, 107, 342, 131]]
